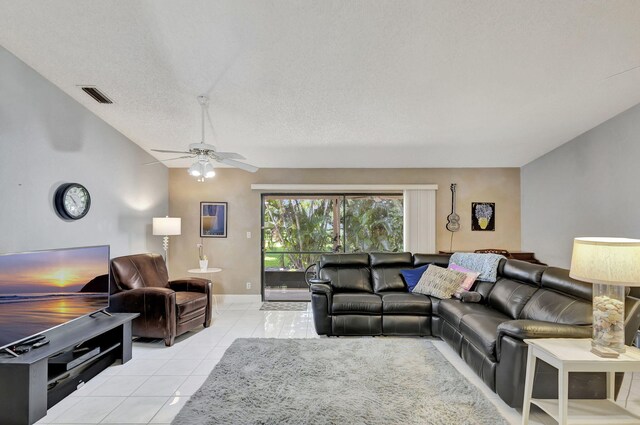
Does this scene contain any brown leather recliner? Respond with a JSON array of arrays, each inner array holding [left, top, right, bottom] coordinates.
[[109, 253, 212, 346]]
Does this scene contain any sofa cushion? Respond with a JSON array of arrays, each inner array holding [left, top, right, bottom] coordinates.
[[319, 253, 369, 268], [370, 252, 412, 267], [400, 264, 429, 291], [439, 299, 506, 329], [381, 292, 431, 315], [430, 297, 442, 315], [413, 265, 466, 299], [319, 267, 373, 293], [487, 278, 539, 319], [541, 267, 592, 301], [460, 313, 509, 361], [501, 259, 545, 285], [519, 289, 592, 325], [111, 253, 169, 290], [413, 253, 451, 268], [369, 252, 413, 293], [175, 291, 208, 319], [332, 293, 382, 315]]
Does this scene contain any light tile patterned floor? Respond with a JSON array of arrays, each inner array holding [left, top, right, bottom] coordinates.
[[35, 301, 640, 424]]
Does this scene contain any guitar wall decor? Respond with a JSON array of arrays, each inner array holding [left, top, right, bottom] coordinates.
[[446, 183, 460, 232]]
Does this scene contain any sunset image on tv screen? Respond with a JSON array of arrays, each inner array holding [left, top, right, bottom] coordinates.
[[0, 246, 110, 349]]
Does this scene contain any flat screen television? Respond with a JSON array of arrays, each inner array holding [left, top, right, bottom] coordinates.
[[0, 245, 110, 350]]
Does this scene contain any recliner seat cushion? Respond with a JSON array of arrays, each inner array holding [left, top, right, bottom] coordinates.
[[381, 292, 431, 315], [459, 313, 509, 361], [439, 299, 507, 329], [175, 291, 208, 319], [332, 293, 382, 315]]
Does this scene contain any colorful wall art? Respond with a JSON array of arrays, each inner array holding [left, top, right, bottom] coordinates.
[[472, 202, 495, 231]]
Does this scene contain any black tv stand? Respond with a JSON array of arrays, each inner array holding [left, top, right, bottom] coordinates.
[[89, 308, 113, 318], [0, 313, 138, 425]]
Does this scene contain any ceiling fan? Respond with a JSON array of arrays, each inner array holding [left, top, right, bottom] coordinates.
[[147, 95, 258, 179]]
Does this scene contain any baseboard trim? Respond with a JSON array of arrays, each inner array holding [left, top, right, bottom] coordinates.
[[217, 294, 261, 304]]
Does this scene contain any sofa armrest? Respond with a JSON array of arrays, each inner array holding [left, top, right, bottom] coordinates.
[[310, 282, 332, 294], [109, 287, 176, 315], [496, 319, 591, 360], [310, 283, 332, 310], [108, 287, 177, 343], [460, 291, 482, 303], [310, 283, 333, 335], [169, 277, 211, 294], [168, 278, 212, 328]]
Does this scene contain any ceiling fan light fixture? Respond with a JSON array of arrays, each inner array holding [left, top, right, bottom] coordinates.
[[188, 162, 202, 177], [203, 162, 215, 178]]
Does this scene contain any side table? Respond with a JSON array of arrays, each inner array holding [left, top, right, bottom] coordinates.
[[187, 267, 222, 314], [522, 338, 640, 425]]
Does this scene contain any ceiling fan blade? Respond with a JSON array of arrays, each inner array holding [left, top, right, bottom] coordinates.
[[217, 158, 259, 173], [151, 148, 192, 154], [211, 152, 245, 160], [143, 155, 193, 165]]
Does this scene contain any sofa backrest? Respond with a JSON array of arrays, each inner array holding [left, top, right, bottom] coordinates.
[[486, 260, 545, 319], [111, 253, 169, 291], [519, 267, 592, 325], [413, 253, 450, 268], [370, 252, 413, 292], [318, 253, 372, 293]]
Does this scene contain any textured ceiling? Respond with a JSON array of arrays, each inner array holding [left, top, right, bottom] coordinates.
[[1, 1, 640, 168]]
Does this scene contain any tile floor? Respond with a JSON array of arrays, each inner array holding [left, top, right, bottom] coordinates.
[[35, 301, 640, 424]]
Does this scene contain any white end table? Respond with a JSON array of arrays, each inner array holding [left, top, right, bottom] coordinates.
[[522, 338, 640, 425], [187, 267, 222, 314]]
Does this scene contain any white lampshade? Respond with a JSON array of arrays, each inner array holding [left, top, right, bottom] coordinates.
[[569, 237, 640, 286], [153, 217, 182, 236]]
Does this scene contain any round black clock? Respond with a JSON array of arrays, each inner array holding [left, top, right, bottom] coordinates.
[[54, 183, 91, 220]]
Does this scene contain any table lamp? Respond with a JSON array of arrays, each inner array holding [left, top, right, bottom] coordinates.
[[153, 217, 181, 268], [569, 237, 640, 355]]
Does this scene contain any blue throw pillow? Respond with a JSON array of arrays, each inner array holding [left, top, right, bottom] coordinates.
[[400, 264, 430, 291]]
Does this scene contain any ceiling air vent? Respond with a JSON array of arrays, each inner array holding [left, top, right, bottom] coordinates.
[[80, 86, 113, 104]]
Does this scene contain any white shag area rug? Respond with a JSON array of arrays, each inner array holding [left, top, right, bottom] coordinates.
[[172, 338, 508, 425]]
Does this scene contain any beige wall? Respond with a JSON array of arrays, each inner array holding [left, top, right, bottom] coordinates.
[[169, 168, 520, 295]]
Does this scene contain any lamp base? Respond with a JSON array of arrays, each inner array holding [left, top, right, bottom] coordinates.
[[590, 345, 620, 358], [592, 283, 626, 353]]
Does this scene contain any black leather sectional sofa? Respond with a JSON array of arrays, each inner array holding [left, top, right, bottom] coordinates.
[[309, 252, 640, 407]]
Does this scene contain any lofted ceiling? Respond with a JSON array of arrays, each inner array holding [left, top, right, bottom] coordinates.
[[1, 1, 640, 168]]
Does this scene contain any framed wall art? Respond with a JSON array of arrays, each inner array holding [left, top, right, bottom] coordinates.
[[200, 202, 228, 238], [471, 202, 495, 231]]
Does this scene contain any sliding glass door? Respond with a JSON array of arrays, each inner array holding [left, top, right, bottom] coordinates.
[[261, 193, 403, 301]]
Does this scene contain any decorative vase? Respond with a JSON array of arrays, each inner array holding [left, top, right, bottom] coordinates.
[[199, 259, 208, 271], [592, 283, 625, 353]]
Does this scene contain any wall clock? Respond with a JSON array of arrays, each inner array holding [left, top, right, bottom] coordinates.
[[54, 183, 91, 220]]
